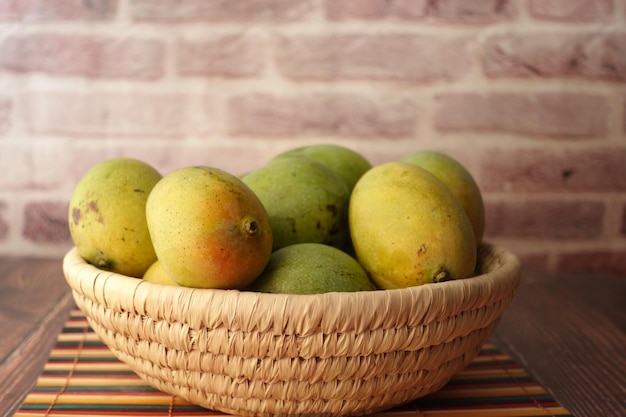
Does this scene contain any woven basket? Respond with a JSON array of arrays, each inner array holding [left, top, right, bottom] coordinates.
[[63, 243, 520, 417]]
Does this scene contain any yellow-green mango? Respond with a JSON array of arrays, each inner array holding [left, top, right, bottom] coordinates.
[[401, 151, 485, 244], [242, 156, 350, 251], [142, 260, 179, 286], [146, 166, 272, 289], [68, 158, 162, 277], [249, 243, 376, 294], [271, 144, 372, 191], [349, 162, 476, 289]]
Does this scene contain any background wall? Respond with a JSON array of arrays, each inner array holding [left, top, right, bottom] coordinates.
[[0, 0, 625, 274]]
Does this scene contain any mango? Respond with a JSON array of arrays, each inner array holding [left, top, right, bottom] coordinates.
[[143, 260, 179, 286], [271, 144, 372, 191], [249, 243, 376, 294], [349, 162, 476, 289], [146, 166, 272, 289], [68, 158, 162, 277], [242, 156, 350, 251], [401, 151, 485, 244]]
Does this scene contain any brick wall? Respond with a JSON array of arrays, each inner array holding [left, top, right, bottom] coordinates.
[[1, 0, 625, 274]]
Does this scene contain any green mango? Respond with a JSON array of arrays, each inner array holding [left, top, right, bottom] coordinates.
[[250, 243, 376, 294], [271, 144, 372, 191], [242, 156, 351, 251]]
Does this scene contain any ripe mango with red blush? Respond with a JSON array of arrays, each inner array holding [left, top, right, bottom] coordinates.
[[146, 166, 272, 289]]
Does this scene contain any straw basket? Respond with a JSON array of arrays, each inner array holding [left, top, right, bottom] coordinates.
[[63, 243, 521, 417]]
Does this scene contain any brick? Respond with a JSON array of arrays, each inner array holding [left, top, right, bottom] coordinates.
[[0, 143, 71, 190], [24, 92, 212, 138], [528, 0, 613, 22], [0, 34, 164, 80], [434, 92, 607, 137], [431, 0, 515, 22], [0, 201, 8, 241], [484, 199, 605, 239], [325, 0, 513, 22], [23, 201, 71, 244], [325, 0, 429, 20], [228, 92, 416, 137], [478, 147, 626, 193], [483, 32, 626, 82], [0, 97, 11, 135], [166, 144, 277, 175], [178, 33, 266, 78], [325, 0, 389, 19], [275, 34, 471, 81], [131, 0, 316, 22], [67, 142, 277, 183], [557, 251, 626, 275], [0, 0, 116, 21]]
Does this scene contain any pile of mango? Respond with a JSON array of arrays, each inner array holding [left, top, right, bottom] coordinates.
[[68, 145, 484, 294]]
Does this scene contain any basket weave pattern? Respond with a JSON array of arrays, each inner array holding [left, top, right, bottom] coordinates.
[[63, 243, 521, 416]]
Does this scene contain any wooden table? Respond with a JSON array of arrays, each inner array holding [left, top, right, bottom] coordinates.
[[1, 255, 625, 417]]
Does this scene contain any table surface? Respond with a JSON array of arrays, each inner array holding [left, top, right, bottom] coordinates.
[[1, 255, 625, 417]]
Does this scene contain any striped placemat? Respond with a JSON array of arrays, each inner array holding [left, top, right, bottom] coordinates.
[[16, 309, 573, 417]]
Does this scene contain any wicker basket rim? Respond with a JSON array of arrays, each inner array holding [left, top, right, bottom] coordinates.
[[63, 243, 521, 335]]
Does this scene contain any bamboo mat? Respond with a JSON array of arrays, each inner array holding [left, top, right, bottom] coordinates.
[[16, 309, 573, 417]]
